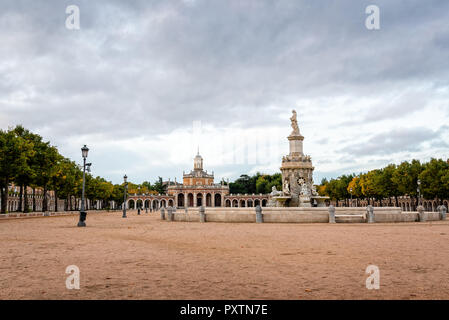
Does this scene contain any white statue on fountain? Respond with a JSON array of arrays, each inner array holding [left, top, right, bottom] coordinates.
[[271, 186, 282, 196], [290, 110, 300, 136], [283, 179, 290, 195]]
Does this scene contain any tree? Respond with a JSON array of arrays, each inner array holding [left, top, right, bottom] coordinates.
[[255, 175, 269, 194], [377, 164, 400, 206], [419, 158, 449, 203], [0, 128, 34, 213], [153, 177, 165, 194], [359, 171, 382, 205], [54, 159, 82, 211], [391, 160, 424, 210], [33, 141, 60, 212]]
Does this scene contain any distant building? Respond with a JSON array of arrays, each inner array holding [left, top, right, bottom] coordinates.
[[126, 151, 269, 209]]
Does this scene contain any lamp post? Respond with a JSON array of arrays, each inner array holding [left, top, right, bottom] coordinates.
[[77, 145, 89, 227], [137, 186, 141, 215], [417, 179, 422, 206], [350, 188, 353, 207], [122, 175, 128, 218]]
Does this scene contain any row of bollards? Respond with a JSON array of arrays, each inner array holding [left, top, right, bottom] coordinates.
[[328, 204, 447, 223], [159, 206, 177, 221], [159, 205, 265, 223]]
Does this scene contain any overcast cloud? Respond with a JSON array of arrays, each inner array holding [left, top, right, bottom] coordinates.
[[1, 0, 448, 184]]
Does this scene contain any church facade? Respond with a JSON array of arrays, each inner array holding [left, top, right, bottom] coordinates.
[[126, 152, 269, 210]]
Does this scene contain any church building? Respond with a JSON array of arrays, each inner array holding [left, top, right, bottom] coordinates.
[[126, 151, 269, 209]]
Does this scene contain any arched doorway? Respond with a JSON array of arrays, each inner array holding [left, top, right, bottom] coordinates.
[[214, 194, 221, 207], [168, 199, 174, 207], [247, 199, 253, 207], [262, 199, 267, 207], [232, 199, 238, 207], [196, 193, 203, 207], [254, 199, 260, 207], [239, 199, 246, 207], [152, 200, 159, 210], [225, 199, 231, 207], [128, 199, 135, 209], [144, 200, 150, 208], [188, 193, 194, 207], [206, 193, 212, 207], [136, 199, 143, 209], [161, 199, 166, 208], [177, 194, 184, 207]]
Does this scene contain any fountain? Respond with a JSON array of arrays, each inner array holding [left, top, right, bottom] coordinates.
[[269, 110, 329, 207]]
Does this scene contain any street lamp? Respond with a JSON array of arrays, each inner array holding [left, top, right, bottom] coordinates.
[[137, 186, 141, 215], [77, 145, 89, 227], [122, 175, 128, 218], [417, 179, 422, 206], [350, 188, 353, 207]]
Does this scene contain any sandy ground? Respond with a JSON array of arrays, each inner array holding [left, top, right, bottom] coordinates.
[[0, 210, 448, 300]]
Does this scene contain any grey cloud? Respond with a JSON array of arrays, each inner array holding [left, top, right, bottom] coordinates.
[[342, 127, 443, 156], [2, 0, 449, 137], [1, 0, 449, 182]]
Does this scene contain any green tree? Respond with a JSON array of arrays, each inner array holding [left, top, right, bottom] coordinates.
[[33, 141, 60, 212], [391, 160, 424, 210], [419, 158, 449, 203], [153, 177, 165, 194], [377, 164, 400, 206], [0, 128, 34, 213]]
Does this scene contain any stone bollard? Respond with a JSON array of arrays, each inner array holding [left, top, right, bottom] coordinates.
[[437, 205, 447, 220], [255, 205, 263, 223], [417, 205, 426, 222], [160, 207, 165, 220], [328, 205, 336, 223], [199, 206, 206, 223], [366, 205, 375, 223], [167, 206, 174, 221]]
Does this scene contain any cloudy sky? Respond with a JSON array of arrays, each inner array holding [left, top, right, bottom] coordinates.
[[1, 0, 448, 185]]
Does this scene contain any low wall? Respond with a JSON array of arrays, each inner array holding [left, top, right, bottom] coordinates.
[[374, 211, 441, 223], [169, 207, 445, 224], [0, 210, 105, 220]]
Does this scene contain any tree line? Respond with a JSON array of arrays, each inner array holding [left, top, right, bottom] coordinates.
[[229, 173, 282, 194], [0, 126, 165, 213], [318, 159, 449, 208]]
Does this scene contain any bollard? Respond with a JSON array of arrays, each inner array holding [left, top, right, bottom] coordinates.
[[160, 207, 165, 220], [199, 206, 206, 223], [366, 205, 375, 223], [417, 205, 426, 222], [328, 205, 336, 223], [167, 206, 174, 221], [255, 205, 263, 223], [438, 205, 447, 220], [137, 208, 141, 215], [185, 207, 188, 214]]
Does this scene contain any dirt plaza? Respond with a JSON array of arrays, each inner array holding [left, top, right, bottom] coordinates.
[[0, 211, 448, 300]]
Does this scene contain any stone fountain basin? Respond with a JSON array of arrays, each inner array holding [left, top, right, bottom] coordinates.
[[272, 196, 291, 203]]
